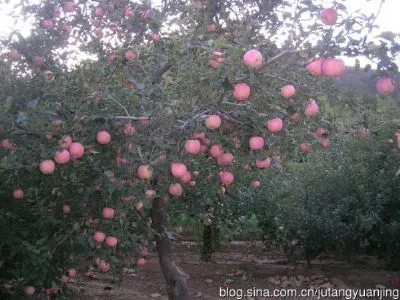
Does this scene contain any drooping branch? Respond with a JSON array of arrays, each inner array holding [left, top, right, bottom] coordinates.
[[151, 197, 189, 300]]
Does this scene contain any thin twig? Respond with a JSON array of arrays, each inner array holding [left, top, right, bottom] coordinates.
[[259, 49, 302, 70], [107, 96, 131, 116], [176, 109, 210, 132], [261, 73, 318, 91], [74, 115, 152, 121]]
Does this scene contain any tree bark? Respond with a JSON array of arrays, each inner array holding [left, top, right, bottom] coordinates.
[[151, 197, 189, 300]]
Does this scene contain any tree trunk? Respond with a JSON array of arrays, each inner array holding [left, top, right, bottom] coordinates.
[[201, 224, 214, 262], [151, 197, 189, 300]]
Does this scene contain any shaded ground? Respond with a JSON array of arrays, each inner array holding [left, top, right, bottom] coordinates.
[[71, 241, 398, 300]]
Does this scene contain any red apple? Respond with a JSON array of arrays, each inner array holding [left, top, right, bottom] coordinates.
[[102, 207, 115, 219], [321, 58, 345, 77], [306, 59, 323, 76], [205, 115, 221, 129], [184, 140, 201, 154], [300, 143, 312, 153], [266, 118, 283, 133], [243, 49, 263, 69], [39, 159, 56, 174], [281, 85, 296, 99], [255, 158, 271, 169], [209, 144, 224, 158], [304, 99, 319, 116], [320, 8, 337, 25], [96, 130, 111, 144], [249, 136, 264, 150], [376, 77, 396, 95], [13, 188, 24, 199], [219, 171, 234, 185], [137, 164, 153, 180], [54, 150, 70, 164], [233, 83, 251, 101], [171, 163, 187, 178], [169, 183, 183, 196]]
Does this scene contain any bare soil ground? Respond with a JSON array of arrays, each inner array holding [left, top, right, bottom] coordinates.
[[71, 241, 398, 300]]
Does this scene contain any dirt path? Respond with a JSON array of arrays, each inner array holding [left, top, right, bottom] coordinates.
[[71, 241, 398, 300]]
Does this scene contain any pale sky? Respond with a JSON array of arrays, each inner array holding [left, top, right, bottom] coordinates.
[[0, 0, 398, 68]]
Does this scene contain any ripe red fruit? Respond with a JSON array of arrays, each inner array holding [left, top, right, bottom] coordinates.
[[281, 85, 296, 99], [184, 140, 201, 154], [42, 19, 54, 29], [105, 236, 118, 247], [67, 268, 77, 278], [1, 139, 16, 151], [217, 152, 234, 165], [69, 142, 84, 159], [249, 136, 264, 150], [304, 99, 319, 116], [169, 183, 183, 196], [208, 51, 225, 68], [62, 204, 71, 214], [63, 1, 75, 12], [206, 24, 217, 32], [321, 58, 345, 77], [54, 150, 70, 164], [94, 231, 106, 242], [151, 33, 161, 41], [95, 8, 105, 17], [59, 135, 73, 149], [39, 159, 56, 174], [233, 83, 251, 101], [319, 138, 331, 149], [255, 158, 271, 169], [137, 257, 146, 267], [376, 77, 396, 95], [193, 132, 206, 140], [102, 207, 115, 219], [24, 286, 35, 296], [99, 260, 111, 272], [209, 144, 224, 158], [96, 131, 111, 144], [219, 171, 234, 185], [137, 164, 153, 180], [125, 50, 137, 60], [243, 49, 263, 69], [13, 188, 24, 199], [320, 8, 338, 25], [171, 162, 187, 178], [300, 143, 312, 153], [145, 189, 156, 199], [266, 118, 283, 133], [125, 7, 134, 17], [315, 127, 327, 138], [123, 123, 136, 136], [251, 180, 261, 189], [181, 172, 192, 183], [306, 59, 323, 76], [205, 115, 221, 129]]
